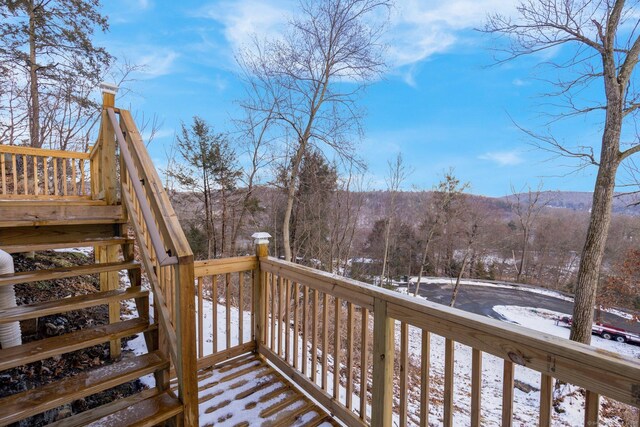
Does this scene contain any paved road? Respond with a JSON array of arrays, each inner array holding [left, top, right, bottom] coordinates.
[[403, 281, 640, 336]]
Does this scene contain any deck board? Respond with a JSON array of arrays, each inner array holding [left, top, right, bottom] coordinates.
[[172, 354, 338, 427]]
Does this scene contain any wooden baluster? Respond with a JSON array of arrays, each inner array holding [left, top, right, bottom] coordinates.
[[539, 374, 553, 427], [584, 390, 599, 426], [1, 153, 6, 194], [346, 302, 355, 411], [261, 272, 270, 347], [212, 275, 218, 352], [33, 156, 38, 195], [311, 289, 318, 384], [71, 159, 77, 195], [22, 154, 28, 194], [62, 158, 67, 195], [360, 307, 369, 421], [471, 349, 482, 427], [302, 285, 309, 376], [399, 322, 409, 427], [11, 154, 17, 194], [278, 276, 284, 357], [333, 297, 342, 401], [293, 281, 299, 370], [371, 299, 393, 427], [198, 277, 203, 358], [271, 274, 276, 351], [53, 158, 58, 195], [226, 273, 231, 349], [502, 360, 514, 427], [285, 278, 291, 363], [322, 292, 329, 391], [79, 159, 84, 195], [239, 271, 244, 344], [251, 270, 256, 344], [444, 338, 455, 427], [420, 331, 430, 427], [44, 157, 49, 194]]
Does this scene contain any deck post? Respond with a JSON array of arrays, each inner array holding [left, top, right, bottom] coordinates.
[[371, 297, 394, 427], [98, 83, 121, 359], [99, 83, 118, 205], [252, 232, 271, 349]]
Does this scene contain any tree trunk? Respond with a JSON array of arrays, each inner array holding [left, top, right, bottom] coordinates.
[[28, 0, 41, 148], [450, 250, 470, 307], [413, 230, 435, 297], [570, 88, 622, 344], [516, 228, 528, 282], [283, 142, 307, 262], [380, 217, 392, 286]]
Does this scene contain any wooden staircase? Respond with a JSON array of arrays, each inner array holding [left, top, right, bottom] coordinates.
[[0, 88, 197, 425], [0, 224, 182, 426]]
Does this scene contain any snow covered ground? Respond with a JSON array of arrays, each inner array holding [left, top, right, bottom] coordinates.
[[120, 274, 638, 426], [392, 303, 638, 426]]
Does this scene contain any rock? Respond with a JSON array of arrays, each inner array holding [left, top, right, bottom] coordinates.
[[514, 379, 539, 393]]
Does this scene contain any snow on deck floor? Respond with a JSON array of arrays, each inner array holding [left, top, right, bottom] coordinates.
[[170, 354, 337, 427]]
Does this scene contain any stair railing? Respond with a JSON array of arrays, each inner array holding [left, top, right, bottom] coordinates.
[[99, 100, 199, 426]]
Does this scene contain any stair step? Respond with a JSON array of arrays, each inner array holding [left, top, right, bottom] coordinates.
[[0, 351, 169, 427], [0, 203, 125, 227], [0, 318, 152, 372], [2, 237, 134, 254], [0, 286, 148, 324], [85, 391, 183, 427], [0, 261, 140, 288], [45, 388, 161, 427]]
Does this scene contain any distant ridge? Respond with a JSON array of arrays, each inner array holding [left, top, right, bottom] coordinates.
[[498, 191, 640, 216]]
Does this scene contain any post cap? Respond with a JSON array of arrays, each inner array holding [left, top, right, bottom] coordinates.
[[251, 232, 272, 245], [99, 82, 119, 95]]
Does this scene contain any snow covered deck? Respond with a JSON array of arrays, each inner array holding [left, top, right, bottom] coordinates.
[[172, 354, 337, 426]]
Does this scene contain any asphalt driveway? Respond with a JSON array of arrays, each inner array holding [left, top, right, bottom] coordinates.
[[404, 281, 640, 336]]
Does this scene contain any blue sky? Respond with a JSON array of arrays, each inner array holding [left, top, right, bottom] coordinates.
[[96, 0, 614, 197]]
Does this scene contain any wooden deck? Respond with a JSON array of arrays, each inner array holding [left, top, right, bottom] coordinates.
[[171, 354, 338, 427]]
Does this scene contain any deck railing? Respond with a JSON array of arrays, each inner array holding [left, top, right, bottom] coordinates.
[[202, 240, 640, 427], [0, 145, 91, 199], [193, 256, 258, 368], [94, 91, 198, 426]]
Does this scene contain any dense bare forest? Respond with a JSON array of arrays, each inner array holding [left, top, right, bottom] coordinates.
[[169, 185, 640, 308]]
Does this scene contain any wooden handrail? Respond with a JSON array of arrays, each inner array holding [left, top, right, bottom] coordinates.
[[257, 256, 640, 426], [100, 105, 198, 426], [0, 145, 90, 160], [106, 108, 177, 266]]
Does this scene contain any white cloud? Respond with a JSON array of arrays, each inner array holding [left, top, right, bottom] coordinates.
[[196, 1, 291, 49], [136, 50, 180, 78], [199, 0, 517, 83], [479, 150, 524, 166], [137, 0, 152, 10], [385, 0, 516, 68], [512, 78, 530, 86]]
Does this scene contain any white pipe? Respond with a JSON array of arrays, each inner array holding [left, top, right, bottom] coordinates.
[[0, 249, 21, 348]]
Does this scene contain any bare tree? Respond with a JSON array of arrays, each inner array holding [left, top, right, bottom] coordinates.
[[329, 162, 367, 276], [509, 182, 551, 282], [380, 153, 411, 286], [413, 170, 469, 296], [228, 106, 275, 255], [485, 0, 640, 344], [238, 0, 391, 262], [450, 197, 484, 307]]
